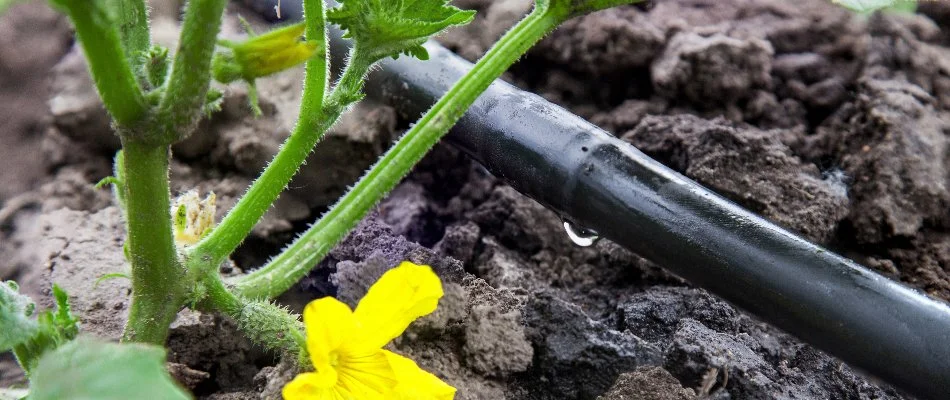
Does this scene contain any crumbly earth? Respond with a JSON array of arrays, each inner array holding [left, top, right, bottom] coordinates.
[[2, 0, 949, 399]]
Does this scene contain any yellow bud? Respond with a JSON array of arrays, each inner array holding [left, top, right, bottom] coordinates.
[[230, 22, 319, 80]]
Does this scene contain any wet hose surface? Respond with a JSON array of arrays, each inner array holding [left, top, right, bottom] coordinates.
[[260, 3, 950, 398]]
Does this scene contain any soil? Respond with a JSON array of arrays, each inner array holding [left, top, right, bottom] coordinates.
[[1, 0, 949, 399]]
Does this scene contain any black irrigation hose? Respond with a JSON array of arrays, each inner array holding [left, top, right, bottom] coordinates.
[[362, 45, 950, 399], [258, 2, 950, 398]]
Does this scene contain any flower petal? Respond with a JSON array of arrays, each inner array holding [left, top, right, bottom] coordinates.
[[282, 372, 335, 400], [233, 23, 319, 79], [383, 350, 456, 400], [304, 297, 358, 373], [336, 350, 398, 399], [354, 262, 444, 348]]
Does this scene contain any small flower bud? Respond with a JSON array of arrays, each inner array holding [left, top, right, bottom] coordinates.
[[171, 190, 216, 247], [144, 45, 170, 89], [213, 22, 319, 83]]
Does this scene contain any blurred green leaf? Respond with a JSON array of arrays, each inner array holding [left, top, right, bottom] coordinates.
[[31, 338, 192, 400], [831, 0, 916, 13], [0, 388, 29, 400], [48, 285, 79, 340], [2, 283, 79, 376], [0, 281, 39, 352], [0, 0, 22, 16]]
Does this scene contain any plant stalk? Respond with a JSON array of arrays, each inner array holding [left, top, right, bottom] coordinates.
[[200, 275, 243, 316], [199, 274, 305, 356], [114, 0, 150, 75], [303, 0, 329, 114], [120, 141, 187, 344], [55, 0, 146, 127], [157, 0, 228, 143], [232, 3, 566, 299], [187, 49, 370, 274]]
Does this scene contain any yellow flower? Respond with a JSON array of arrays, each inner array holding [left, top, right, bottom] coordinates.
[[232, 22, 319, 80], [282, 262, 456, 400], [214, 22, 320, 83]]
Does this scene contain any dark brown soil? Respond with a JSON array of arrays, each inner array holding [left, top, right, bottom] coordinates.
[[2, 0, 948, 399], [512, 0, 950, 301]]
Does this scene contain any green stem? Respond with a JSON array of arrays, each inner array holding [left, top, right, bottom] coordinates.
[[201, 275, 243, 316], [187, 48, 370, 274], [55, 0, 146, 127], [114, 0, 150, 76], [200, 274, 305, 356], [232, 3, 567, 299], [120, 141, 187, 344], [303, 0, 329, 114], [157, 0, 228, 143]]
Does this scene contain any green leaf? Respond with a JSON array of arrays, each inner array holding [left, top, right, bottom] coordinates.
[[887, 0, 917, 13], [49, 285, 79, 340], [327, 0, 475, 61], [2, 283, 79, 377], [830, 0, 915, 12], [0, 388, 29, 400], [0, 281, 39, 352], [0, 0, 23, 16], [31, 338, 192, 400], [93, 273, 130, 289], [95, 176, 120, 190], [4, 284, 79, 376]]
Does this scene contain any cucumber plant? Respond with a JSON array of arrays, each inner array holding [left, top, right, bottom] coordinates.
[[0, 0, 644, 398]]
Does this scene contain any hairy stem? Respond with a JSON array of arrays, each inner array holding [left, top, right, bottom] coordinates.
[[121, 142, 187, 344], [54, 0, 146, 127], [200, 275, 305, 356], [157, 0, 228, 143], [187, 44, 370, 275], [232, 3, 568, 299], [303, 0, 330, 114], [201, 275, 243, 316], [114, 0, 150, 75]]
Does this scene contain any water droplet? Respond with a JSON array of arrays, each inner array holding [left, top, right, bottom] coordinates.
[[474, 163, 493, 177], [563, 221, 599, 247]]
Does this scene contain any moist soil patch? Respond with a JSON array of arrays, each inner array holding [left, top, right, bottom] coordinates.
[[2, 0, 949, 398]]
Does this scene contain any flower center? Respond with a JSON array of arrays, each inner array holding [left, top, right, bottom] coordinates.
[[329, 351, 340, 367]]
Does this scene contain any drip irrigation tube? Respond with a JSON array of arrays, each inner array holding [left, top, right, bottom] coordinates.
[[259, 2, 950, 398]]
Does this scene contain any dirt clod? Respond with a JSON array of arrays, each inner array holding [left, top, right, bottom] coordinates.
[[462, 305, 533, 377], [652, 32, 774, 108], [168, 362, 211, 391], [598, 367, 697, 400], [516, 292, 664, 399], [801, 79, 950, 244], [623, 114, 849, 243]]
